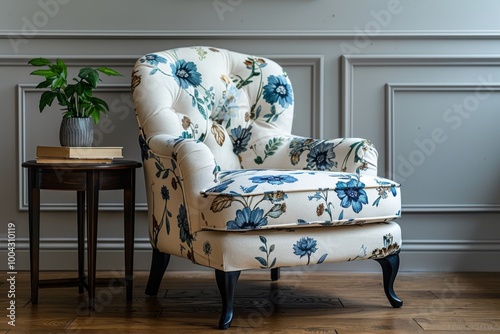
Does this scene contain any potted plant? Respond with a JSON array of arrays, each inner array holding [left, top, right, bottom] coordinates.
[[28, 58, 122, 147]]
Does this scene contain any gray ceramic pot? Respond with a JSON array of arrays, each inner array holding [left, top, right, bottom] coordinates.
[[59, 117, 94, 147]]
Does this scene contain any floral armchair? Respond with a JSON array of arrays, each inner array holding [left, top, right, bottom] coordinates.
[[132, 46, 403, 329]]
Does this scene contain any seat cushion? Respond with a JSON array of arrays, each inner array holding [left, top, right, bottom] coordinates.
[[200, 169, 401, 231]]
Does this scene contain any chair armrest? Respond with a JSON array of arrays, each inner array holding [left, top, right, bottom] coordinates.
[[241, 135, 378, 175], [147, 134, 219, 184]]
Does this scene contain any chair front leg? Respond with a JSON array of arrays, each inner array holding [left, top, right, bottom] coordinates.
[[145, 248, 170, 296], [374, 252, 403, 308], [215, 270, 241, 330]]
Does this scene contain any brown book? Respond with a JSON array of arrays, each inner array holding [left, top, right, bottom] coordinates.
[[36, 146, 123, 159], [36, 157, 113, 164]]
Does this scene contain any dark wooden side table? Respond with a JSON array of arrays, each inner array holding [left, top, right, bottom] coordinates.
[[22, 159, 142, 310]]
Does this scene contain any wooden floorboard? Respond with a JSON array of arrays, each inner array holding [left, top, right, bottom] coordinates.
[[1, 271, 499, 333]]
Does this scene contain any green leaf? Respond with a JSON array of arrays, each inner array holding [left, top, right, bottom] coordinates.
[[64, 84, 75, 97], [28, 58, 51, 66], [97, 67, 122, 77], [56, 59, 67, 80], [259, 246, 266, 252], [89, 96, 109, 110], [75, 82, 93, 96], [80, 68, 100, 88], [259, 236, 267, 244], [56, 93, 68, 106], [78, 67, 94, 79], [88, 70, 100, 88], [39, 91, 57, 112], [269, 258, 277, 268], [61, 111, 74, 119], [51, 76, 66, 90], [90, 109, 100, 124], [30, 69, 55, 79], [35, 80, 52, 89], [269, 244, 275, 253]]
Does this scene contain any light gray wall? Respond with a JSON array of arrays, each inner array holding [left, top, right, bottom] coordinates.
[[1, 0, 499, 272]]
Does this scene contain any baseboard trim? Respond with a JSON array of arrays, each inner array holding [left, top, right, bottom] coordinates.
[[0, 243, 500, 272]]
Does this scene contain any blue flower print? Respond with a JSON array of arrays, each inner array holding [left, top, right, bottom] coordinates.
[[335, 179, 369, 214], [141, 54, 167, 67], [293, 237, 318, 265], [230, 125, 252, 155], [177, 204, 193, 247], [205, 179, 235, 193], [250, 174, 298, 185], [227, 207, 268, 230], [263, 75, 293, 108], [170, 59, 202, 89], [306, 142, 336, 171]]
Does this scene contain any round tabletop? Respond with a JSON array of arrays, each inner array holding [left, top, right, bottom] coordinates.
[[22, 159, 142, 170]]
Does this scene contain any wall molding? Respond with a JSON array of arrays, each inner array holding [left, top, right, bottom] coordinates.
[[3, 30, 500, 39], [341, 54, 500, 137], [385, 83, 500, 212]]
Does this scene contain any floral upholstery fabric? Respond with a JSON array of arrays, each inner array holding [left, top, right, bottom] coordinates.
[[132, 46, 402, 271], [185, 222, 401, 272], [201, 169, 400, 231]]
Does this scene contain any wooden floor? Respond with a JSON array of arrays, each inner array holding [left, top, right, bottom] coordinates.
[[1, 271, 499, 333]]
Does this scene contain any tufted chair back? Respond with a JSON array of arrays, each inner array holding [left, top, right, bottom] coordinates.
[[132, 46, 294, 171]]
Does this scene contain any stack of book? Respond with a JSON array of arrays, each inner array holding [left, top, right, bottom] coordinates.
[[36, 146, 123, 164]]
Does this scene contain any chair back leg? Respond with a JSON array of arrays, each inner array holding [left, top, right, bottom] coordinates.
[[271, 267, 280, 281], [145, 248, 171, 296]]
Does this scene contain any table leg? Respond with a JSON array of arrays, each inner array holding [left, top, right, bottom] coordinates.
[[86, 170, 99, 310], [28, 168, 40, 304], [77, 191, 85, 294], [124, 170, 135, 301]]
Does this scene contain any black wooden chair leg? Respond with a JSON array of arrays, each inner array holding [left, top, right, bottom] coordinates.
[[215, 270, 241, 330], [374, 253, 403, 308], [271, 267, 280, 281], [145, 248, 170, 296]]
